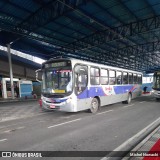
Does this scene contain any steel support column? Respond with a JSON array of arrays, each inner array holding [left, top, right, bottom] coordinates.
[[7, 44, 14, 99]]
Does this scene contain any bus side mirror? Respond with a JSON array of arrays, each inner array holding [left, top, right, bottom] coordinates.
[[35, 69, 42, 82]]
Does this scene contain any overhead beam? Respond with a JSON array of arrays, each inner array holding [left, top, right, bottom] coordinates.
[[0, 8, 84, 43], [50, 40, 160, 72], [15, 0, 88, 33], [66, 15, 160, 51], [120, 0, 159, 42], [0, 0, 88, 47], [76, 40, 160, 71]]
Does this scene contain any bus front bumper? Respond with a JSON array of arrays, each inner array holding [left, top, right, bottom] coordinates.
[[42, 100, 75, 112], [152, 91, 160, 98]]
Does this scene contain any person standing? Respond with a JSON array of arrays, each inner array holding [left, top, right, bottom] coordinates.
[[15, 85, 19, 98], [143, 86, 147, 93], [0, 81, 2, 98]]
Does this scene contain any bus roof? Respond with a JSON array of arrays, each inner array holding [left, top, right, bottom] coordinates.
[[44, 57, 142, 75]]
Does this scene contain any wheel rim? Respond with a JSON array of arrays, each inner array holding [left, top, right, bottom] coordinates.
[[128, 94, 131, 103], [91, 98, 98, 113]]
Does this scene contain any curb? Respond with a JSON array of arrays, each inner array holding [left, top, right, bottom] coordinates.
[[0, 99, 38, 103]]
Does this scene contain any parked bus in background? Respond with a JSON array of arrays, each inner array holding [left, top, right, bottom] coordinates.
[[152, 71, 160, 100], [36, 58, 142, 113]]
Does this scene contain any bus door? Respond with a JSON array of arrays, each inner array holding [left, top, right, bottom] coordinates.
[[74, 65, 88, 107]]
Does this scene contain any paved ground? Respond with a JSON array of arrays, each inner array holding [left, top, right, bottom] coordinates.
[[0, 96, 159, 160], [0, 100, 42, 122]]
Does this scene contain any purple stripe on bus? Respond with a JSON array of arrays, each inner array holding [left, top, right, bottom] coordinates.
[[77, 85, 140, 99]]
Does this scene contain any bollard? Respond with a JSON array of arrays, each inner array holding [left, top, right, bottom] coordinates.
[[33, 94, 37, 99], [39, 99, 42, 107]]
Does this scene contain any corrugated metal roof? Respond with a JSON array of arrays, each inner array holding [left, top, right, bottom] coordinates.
[[0, 0, 160, 73]]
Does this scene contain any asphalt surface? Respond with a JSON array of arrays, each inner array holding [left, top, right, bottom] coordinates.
[[0, 96, 159, 160]]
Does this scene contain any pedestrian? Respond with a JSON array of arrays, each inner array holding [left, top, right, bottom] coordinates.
[[0, 82, 2, 98], [15, 85, 19, 98], [143, 86, 147, 93]]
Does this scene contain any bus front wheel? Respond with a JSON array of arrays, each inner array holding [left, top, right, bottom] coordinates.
[[89, 98, 99, 113], [122, 93, 132, 104]]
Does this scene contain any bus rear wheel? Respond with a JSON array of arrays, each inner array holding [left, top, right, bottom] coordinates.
[[89, 98, 99, 113], [122, 93, 132, 104]]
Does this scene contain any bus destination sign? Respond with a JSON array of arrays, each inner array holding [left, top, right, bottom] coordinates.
[[45, 62, 67, 68]]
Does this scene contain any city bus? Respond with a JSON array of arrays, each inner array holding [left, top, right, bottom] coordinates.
[[152, 71, 160, 100], [37, 58, 142, 113]]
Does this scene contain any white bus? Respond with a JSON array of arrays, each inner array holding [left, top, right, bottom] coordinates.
[[37, 58, 142, 113], [152, 71, 160, 100]]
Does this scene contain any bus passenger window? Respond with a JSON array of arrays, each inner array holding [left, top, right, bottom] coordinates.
[[109, 70, 116, 85], [100, 69, 108, 85], [138, 74, 142, 84], [123, 72, 128, 84], [129, 73, 133, 84], [153, 72, 160, 89], [133, 74, 137, 84], [116, 71, 122, 84], [90, 67, 100, 85]]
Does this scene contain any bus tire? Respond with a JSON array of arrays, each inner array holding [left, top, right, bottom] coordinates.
[[89, 98, 99, 113], [156, 98, 160, 101], [122, 93, 132, 104]]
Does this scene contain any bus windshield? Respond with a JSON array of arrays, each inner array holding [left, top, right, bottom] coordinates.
[[42, 66, 72, 94], [153, 72, 160, 90]]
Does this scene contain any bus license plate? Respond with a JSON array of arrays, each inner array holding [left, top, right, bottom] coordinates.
[[50, 105, 55, 109]]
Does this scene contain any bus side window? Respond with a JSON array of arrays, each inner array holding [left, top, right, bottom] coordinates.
[[116, 71, 122, 84], [109, 70, 116, 85], [133, 74, 137, 84], [90, 67, 100, 85], [123, 72, 128, 84], [100, 69, 108, 85], [129, 73, 133, 84], [138, 74, 142, 84]]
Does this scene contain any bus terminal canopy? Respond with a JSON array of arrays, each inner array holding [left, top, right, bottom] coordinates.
[[0, 0, 160, 73]]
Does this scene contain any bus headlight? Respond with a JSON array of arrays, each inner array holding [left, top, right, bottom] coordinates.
[[41, 96, 46, 101], [66, 97, 72, 103]]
